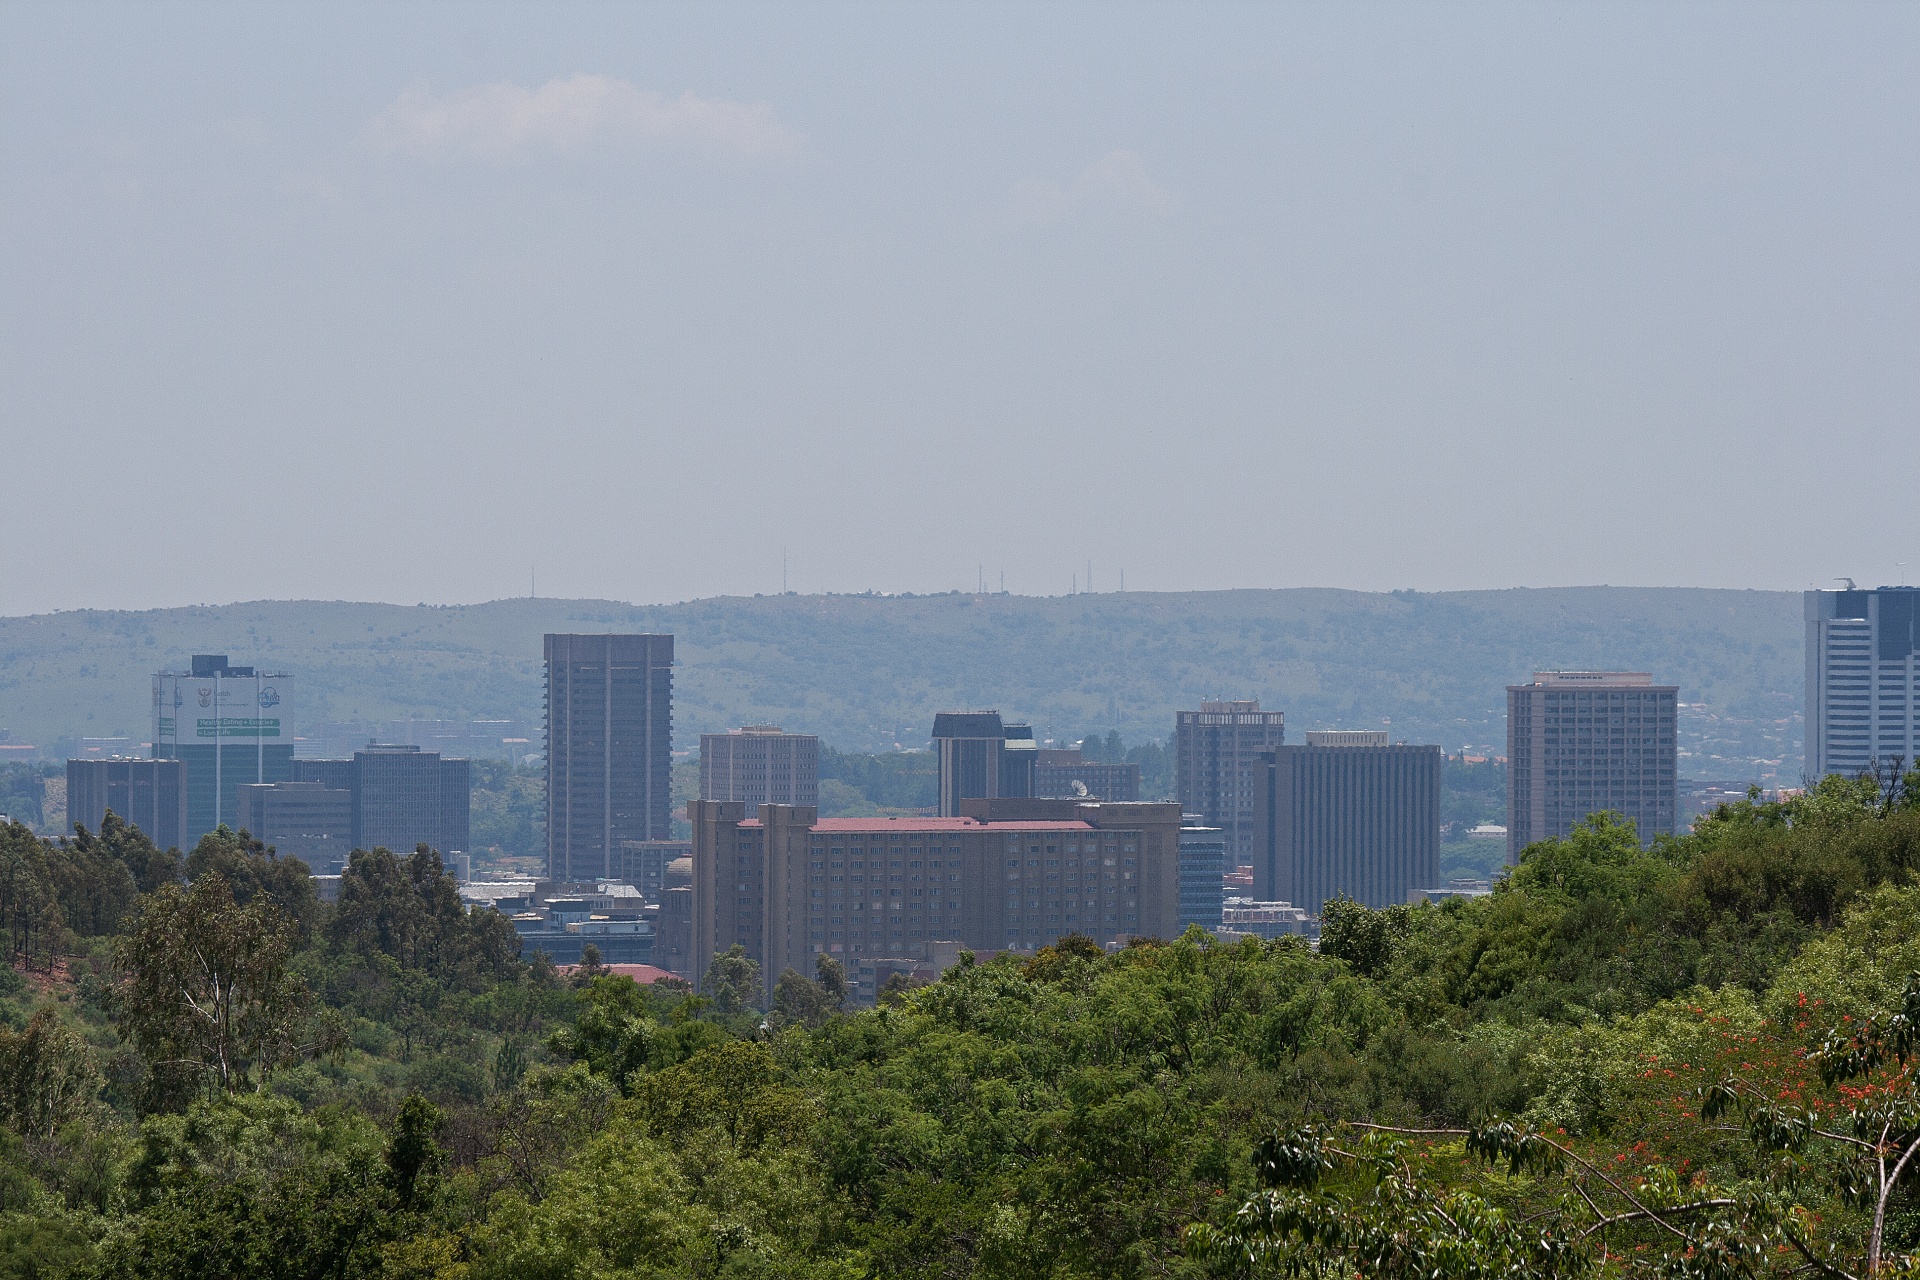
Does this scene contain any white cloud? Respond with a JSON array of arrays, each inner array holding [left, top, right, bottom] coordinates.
[[366, 73, 801, 161], [999, 149, 1177, 227]]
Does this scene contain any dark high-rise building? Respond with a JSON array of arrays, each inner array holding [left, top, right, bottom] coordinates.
[[931, 712, 1035, 816], [1255, 732, 1441, 911], [1176, 700, 1286, 869], [1034, 749, 1142, 801], [440, 757, 470, 855], [152, 654, 294, 845], [237, 780, 351, 871], [289, 747, 468, 857], [353, 745, 442, 853], [1806, 586, 1920, 781], [1178, 818, 1225, 932], [700, 726, 818, 808], [546, 634, 675, 883], [66, 757, 186, 850], [688, 797, 1183, 999], [349, 745, 470, 856], [1506, 672, 1678, 863]]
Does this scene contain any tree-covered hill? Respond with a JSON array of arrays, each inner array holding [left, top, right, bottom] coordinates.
[[0, 586, 1802, 778], [5, 769, 1920, 1277]]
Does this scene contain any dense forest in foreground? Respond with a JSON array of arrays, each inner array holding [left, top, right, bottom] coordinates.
[[5, 769, 1920, 1277]]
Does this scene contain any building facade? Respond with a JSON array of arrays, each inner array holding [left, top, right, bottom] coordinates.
[[1177, 819, 1225, 932], [618, 839, 692, 900], [700, 726, 819, 808], [687, 797, 1183, 998], [152, 654, 294, 845], [1254, 735, 1441, 911], [237, 780, 351, 871], [1506, 671, 1678, 863], [352, 745, 470, 856], [546, 634, 675, 883], [1034, 749, 1142, 801], [289, 747, 468, 856], [1806, 586, 1920, 781], [1175, 700, 1286, 869], [932, 712, 1036, 815], [66, 757, 186, 850]]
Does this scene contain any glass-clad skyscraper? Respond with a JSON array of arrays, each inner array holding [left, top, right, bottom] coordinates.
[[1806, 586, 1920, 781]]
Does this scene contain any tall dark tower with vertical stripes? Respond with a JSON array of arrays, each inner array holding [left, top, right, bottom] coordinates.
[[544, 634, 674, 883]]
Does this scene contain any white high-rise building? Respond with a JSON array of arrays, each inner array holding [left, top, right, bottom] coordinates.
[[1806, 587, 1920, 781]]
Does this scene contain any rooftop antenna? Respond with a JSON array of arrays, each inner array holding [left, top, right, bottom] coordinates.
[[530, 567, 535, 598], [783, 548, 788, 593]]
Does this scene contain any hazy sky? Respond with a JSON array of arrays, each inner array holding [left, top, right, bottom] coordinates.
[[3, 3, 1916, 615]]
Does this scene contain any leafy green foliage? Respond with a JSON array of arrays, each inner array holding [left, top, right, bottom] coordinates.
[[818, 748, 937, 812], [115, 874, 313, 1102], [8, 770, 1920, 1277], [702, 944, 761, 1016], [469, 759, 545, 864], [328, 846, 520, 988]]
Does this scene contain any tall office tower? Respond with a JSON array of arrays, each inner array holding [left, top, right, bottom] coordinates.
[[237, 780, 351, 871], [66, 757, 186, 850], [931, 712, 1036, 816], [350, 745, 470, 856], [1506, 672, 1678, 864], [688, 797, 1182, 998], [1175, 700, 1287, 869], [1177, 817, 1226, 932], [152, 654, 294, 845], [1806, 586, 1920, 781], [546, 634, 675, 883], [1034, 749, 1142, 801], [700, 726, 819, 808], [1253, 732, 1441, 911]]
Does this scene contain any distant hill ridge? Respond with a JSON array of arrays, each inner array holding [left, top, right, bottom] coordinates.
[[0, 587, 1803, 778]]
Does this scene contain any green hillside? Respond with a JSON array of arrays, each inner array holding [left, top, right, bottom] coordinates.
[[0, 586, 1803, 779]]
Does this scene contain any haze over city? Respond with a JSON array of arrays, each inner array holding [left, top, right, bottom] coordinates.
[[12, 10, 1920, 1279], [4, 3, 1917, 616]]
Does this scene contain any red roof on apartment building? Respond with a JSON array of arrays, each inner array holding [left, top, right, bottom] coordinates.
[[556, 963, 681, 985]]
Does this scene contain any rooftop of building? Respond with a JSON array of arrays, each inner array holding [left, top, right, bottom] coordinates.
[[931, 711, 1006, 738], [1303, 730, 1391, 747], [157, 654, 290, 678], [1524, 671, 1655, 686], [736, 816, 1099, 833]]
